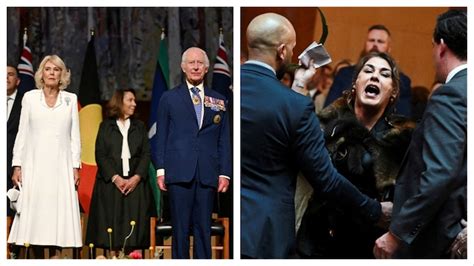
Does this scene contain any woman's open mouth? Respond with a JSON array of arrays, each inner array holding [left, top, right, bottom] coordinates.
[[364, 84, 380, 97]]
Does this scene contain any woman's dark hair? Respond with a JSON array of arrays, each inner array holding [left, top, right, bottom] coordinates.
[[107, 88, 136, 119], [351, 52, 400, 106]]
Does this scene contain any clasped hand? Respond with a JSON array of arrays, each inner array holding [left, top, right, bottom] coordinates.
[[113, 174, 141, 196]]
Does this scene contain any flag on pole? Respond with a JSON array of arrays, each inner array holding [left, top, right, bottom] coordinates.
[[17, 28, 35, 94], [77, 31, 103, 214], [148, 30, 170, 218], [211, 29, 232, 99], [211, 29, 233, 220]]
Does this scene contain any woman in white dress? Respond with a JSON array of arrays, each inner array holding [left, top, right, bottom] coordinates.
[[9, 55, 82, 258]]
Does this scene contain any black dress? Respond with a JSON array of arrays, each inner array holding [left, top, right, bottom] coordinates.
[[296, 95, 414, 258], [86, 118, 156, 250]]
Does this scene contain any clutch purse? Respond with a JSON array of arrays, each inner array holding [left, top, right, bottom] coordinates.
[[7, 184, 22, 214]]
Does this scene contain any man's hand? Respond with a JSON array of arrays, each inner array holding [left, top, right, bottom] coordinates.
[[11, 166, 22, 186], [217, 176, 230, 193], [291, 60, 317, 95], [450, 219, 467, 259], [376, 201, 393, 229], [373, 231, 399, 259], [157, 175, 167, 191]]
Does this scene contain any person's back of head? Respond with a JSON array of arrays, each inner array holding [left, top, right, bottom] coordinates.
[[246, 13, 296, 63], [433, 9, 467, 61]]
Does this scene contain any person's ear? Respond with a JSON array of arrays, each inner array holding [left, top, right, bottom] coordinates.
[[438, 38, 448, 58], [277, 43, 286, 61], [391, 87, 399, 100]]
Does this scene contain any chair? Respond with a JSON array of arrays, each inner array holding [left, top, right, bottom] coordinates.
[[149, 192, 230, 259]]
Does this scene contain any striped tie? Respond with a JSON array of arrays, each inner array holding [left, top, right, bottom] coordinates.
[[191, 87, 202, 127]]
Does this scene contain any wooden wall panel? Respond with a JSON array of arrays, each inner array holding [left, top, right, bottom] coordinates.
[[241, 7, 449, 89]]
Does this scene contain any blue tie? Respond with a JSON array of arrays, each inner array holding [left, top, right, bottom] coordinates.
[[191, 87, 202, 127]]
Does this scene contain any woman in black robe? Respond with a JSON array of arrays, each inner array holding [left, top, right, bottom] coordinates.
[[86, 88, 155, 254]]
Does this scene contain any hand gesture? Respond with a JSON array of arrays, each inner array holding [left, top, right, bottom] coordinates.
[[12, 166, 22, 186], [73, 168, 80, 188], [376, 201, 393, 229], [217, 176, 230, 193], [157, 175, 167, 191], [291, 59, 317, 95], [112, 175, 127, 194], [373, 231, 399, 259], [450, 219, 467, 259], [122, 175, 141, 196]]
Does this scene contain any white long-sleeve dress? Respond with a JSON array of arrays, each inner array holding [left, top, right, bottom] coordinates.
[[8, 89, 82, 248]]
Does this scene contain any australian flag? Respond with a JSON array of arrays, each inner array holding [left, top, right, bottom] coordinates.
[[17, 31, 35, 94], [211, 30, 232, 99]]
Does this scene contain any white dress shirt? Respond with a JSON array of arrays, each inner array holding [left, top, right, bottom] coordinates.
[[7, 89, 17, 120]]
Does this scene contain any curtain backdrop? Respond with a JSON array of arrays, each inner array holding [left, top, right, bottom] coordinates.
[[7, 7, 233, 100]]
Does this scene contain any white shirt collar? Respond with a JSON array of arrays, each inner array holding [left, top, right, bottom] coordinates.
[[8, 89, 17, 100], [186, 80, 204, 92], [245, 60, 276, 75], [446, 64, 467, 83]]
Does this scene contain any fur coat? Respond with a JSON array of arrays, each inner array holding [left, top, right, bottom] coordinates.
[[296, 94, 415, 258]]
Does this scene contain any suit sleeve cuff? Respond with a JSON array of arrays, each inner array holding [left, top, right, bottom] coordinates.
[[219, 175, 231, 180], [157, 169, 165, 177]]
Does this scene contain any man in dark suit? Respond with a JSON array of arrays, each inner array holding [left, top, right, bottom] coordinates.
[[373, 9, 467, 259], [324, 25, 413, 118], [7, 65, 23, 217], [241, 13, 391, 259], [154, 47, 231, 259]]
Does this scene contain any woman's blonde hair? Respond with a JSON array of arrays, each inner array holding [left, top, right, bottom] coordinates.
[[34, 55, 71, 90]]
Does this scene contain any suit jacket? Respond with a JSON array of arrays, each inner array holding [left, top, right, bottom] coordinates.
[[241, 63, 381, 259], [324, 65, 412, 117], [153, 84, 231, 187], [95, 118, 150, 182], [7, 91, 23, 216], [390, 69, 467, 258]]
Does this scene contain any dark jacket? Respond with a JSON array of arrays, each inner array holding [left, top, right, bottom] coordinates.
[[153, 84, 232, 187], [241, 62, 382, 259], [95, 118, 150, 182], [297, 94, 414, 258], [86, 117, 155, 249], [391, 69, 467, 258], [7, 91, 23, 216]]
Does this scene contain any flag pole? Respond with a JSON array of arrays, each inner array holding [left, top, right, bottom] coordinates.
[[219, 27, 224, 43], [89, 28, 95, 42], [161, 27, 165, 40], [22, 27, 27, 47]]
